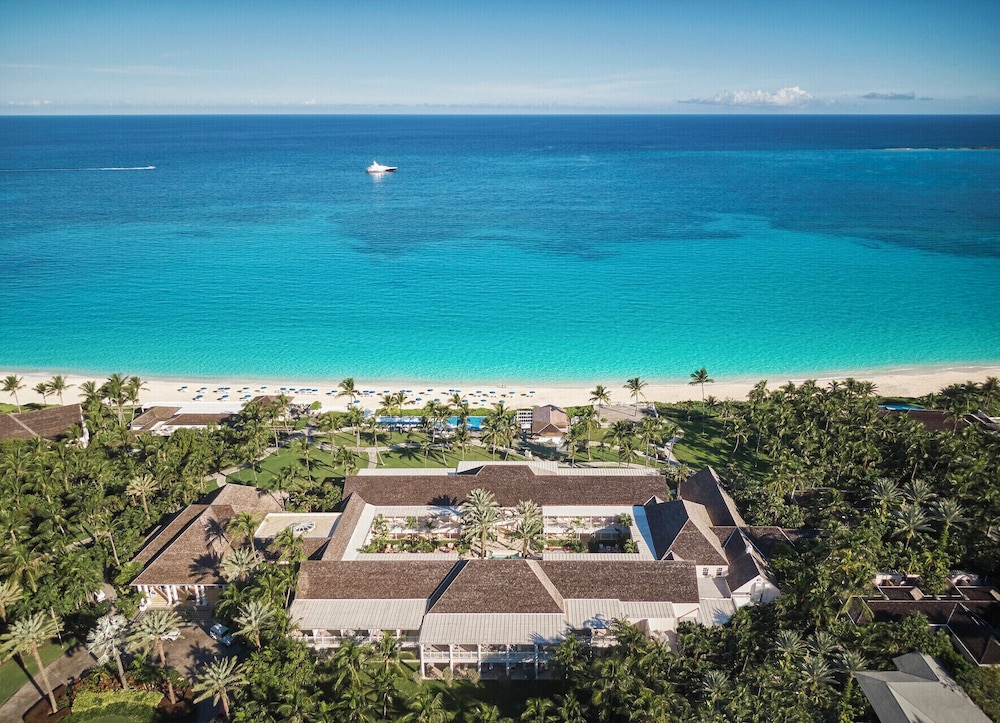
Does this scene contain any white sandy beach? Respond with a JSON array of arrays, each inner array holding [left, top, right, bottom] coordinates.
[[4, 365, 999, 412]]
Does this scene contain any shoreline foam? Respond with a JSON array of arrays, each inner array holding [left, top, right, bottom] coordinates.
[[3, 364, 999, 412]]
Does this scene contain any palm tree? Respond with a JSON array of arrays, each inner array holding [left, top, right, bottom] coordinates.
[[797, 655, 835, 706], [689, 367, 715, 402], [453, 424, 470, 461], [365, 416, 384, 465], [521, 697, 556, 722], [902, 478, 937, 507], [234, 599, 277, 649], [226, 511, 261, 557], [701, 669, 729, 709], [563, 423, 583, 466], [336, 445, 360, 476], [869, 478, 903, 520], [346, 405, 364, 447], [337, 377, 360, 405], [270, 526, 305, 564], [892, 504, 933, 550], [32, 381, 50, 405], [220, 547, 259, 584], [129, 610, 182, 704], [1, 612, 61, 713], [624, 377, 647, 409], [2, 374, 25, 412], [126, 473, 159, 523], [509, 500, 545, 558], [87, 613, 130, 691], [402, 688, 453, 723], [577, 406, 599, 461], [932, 497, 969, 551], [609, 420, 636, 467], [773, 629, 805, 667], [124, 376, 148, 423], [460, 487, 500, 558], [101, 373, 128, 426], [0, 578, 21, 621], [589, 384, 611, 409], [637, 416, 662, 466], [47, 375, 73, 405], [193, 656, 246, 720]]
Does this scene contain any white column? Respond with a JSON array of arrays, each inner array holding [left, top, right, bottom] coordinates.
[[477, 644, 482, 674], [449, 644, 454, 671], [419, 644, 426, 679], [534, 644, 539, 678]]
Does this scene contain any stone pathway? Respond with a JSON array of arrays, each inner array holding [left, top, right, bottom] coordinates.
[[0, 645, 95, 721]]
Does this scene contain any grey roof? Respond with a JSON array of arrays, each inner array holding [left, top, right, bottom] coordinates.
[[419, 613, 567, 645], [289, 598, 427, 630], [854, 652, 991, 723]]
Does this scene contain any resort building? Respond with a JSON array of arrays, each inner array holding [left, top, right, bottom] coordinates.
[[0, 403, 88, 445], [284, 462, 788, 678], [845, 573, 1000, 667], [530, 405, 570, 439], [854, 652, 992, 723], [130, 483, 282, 610], [128, 463, 798, 678]]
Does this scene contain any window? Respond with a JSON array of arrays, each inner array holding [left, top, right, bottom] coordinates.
[[716, 567, 724, 576], [702, 567, 710, 576]]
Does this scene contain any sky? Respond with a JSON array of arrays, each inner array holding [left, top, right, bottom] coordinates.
[[2, 0, 999, 114]]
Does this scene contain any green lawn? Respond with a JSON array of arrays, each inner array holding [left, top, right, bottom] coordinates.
[[227, 445, 348, 486], [0, 640, 75, 707]]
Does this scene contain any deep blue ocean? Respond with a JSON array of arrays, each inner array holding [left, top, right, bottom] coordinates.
[[1, 115, 999, 383]]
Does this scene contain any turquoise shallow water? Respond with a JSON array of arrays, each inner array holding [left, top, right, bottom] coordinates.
[[1, 115, 999, 382]]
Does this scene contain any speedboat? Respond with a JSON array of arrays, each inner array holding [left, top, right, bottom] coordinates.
[[366, 161, 397, 174]]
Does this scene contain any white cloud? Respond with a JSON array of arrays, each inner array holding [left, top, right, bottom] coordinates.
[[681, 86, 813, 106]]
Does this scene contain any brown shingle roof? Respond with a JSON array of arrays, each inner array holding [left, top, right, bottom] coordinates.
[[132, 506, 233, 586], [0, 404, 83, 441], [879, 408, 969, 432], [322, 492, 368, 561], [131, 483, 279, 587], [642, 499, 728, 565], [296, 560, 457, 600], [724, 529, 770, 590], [537, 560, 700, 604], [430, 560, 564, 614], [678, 466, 746, 527], [208, 483, 283, 512], [344, 465, 667, 507], [532, 405, 570, 436]]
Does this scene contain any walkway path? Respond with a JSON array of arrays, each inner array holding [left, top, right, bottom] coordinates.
[[0, 645, 95, 721]]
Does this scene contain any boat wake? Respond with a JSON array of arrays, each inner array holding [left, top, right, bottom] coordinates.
[[0, 165, 156, 172]]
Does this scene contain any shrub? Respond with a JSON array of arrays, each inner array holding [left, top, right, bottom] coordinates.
[[66, 688, 162, 723]]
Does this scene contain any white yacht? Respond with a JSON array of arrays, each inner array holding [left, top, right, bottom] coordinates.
[[366, 161, 397, 174]]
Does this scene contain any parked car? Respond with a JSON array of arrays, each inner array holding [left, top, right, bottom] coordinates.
[[209, 623, 233, 646]]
